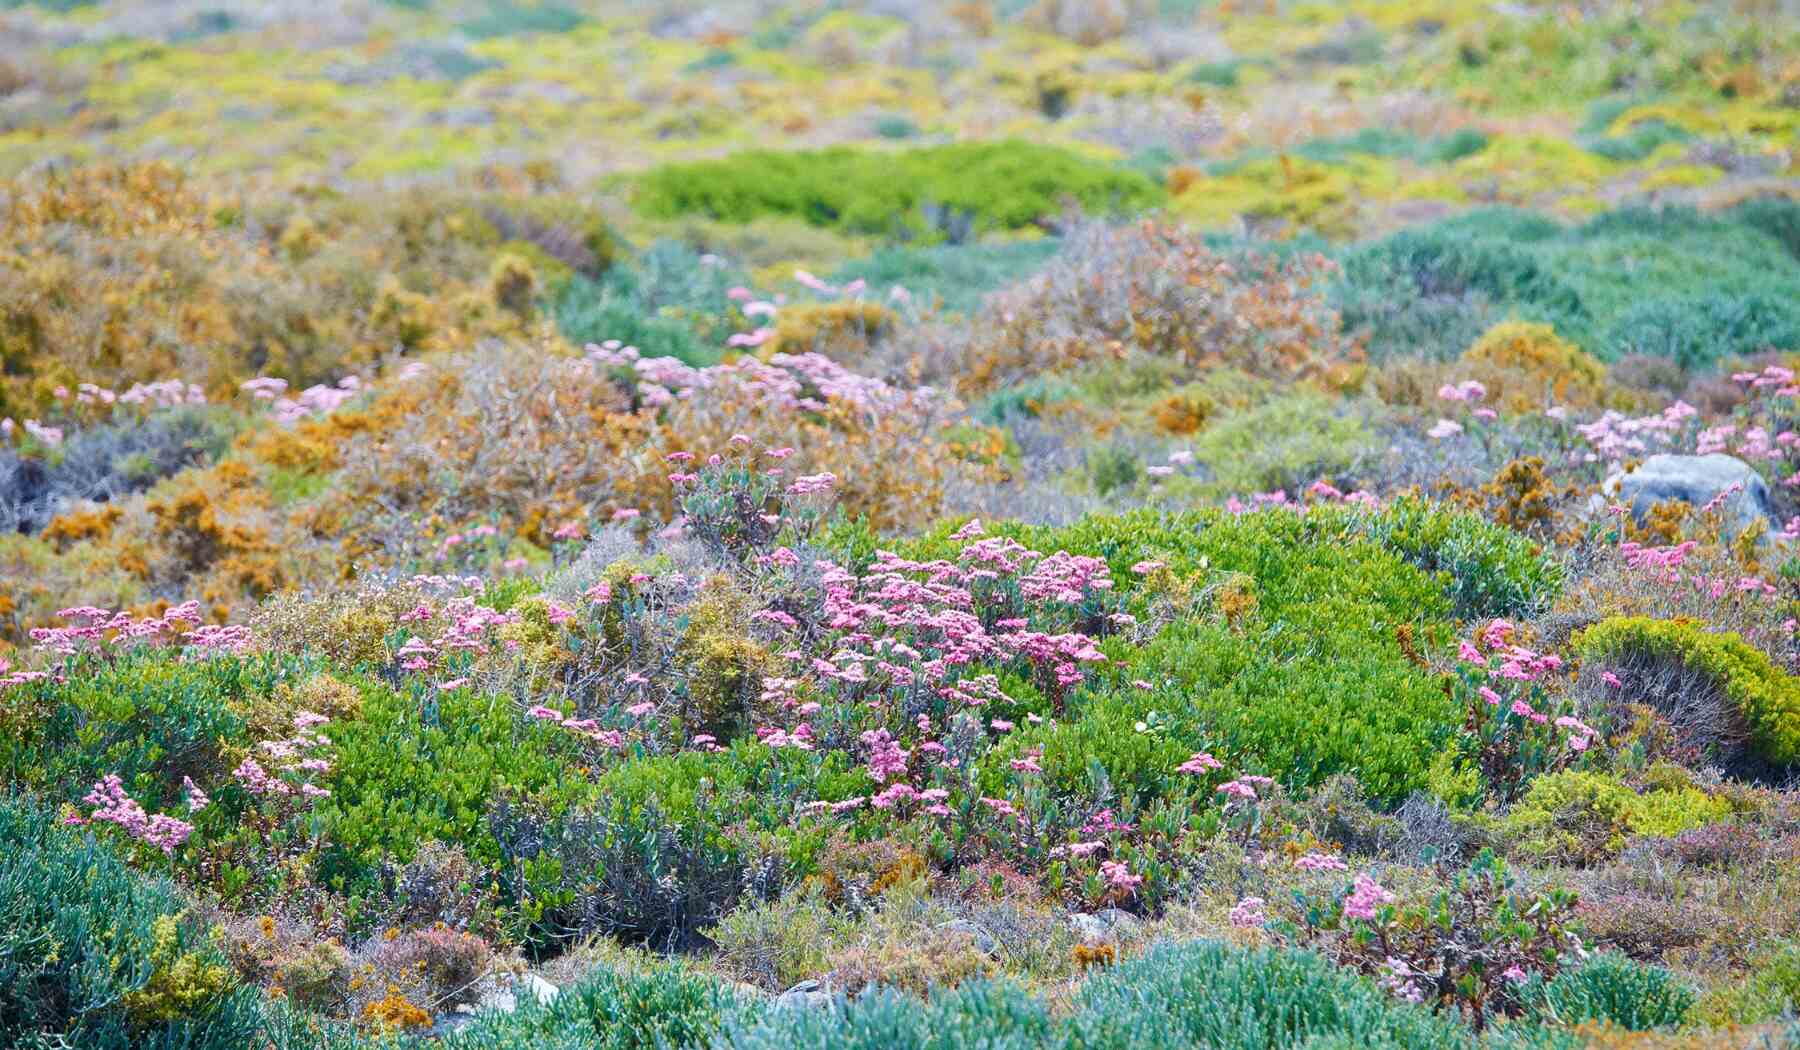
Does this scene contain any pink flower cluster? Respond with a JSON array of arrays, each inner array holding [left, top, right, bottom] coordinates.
[[76, 775, 194, 855], [1343, 873, 1395, 921], [243, 375, 363, 425], [1229, 896, 1269, 928], [27, 602, 218, 657], [584, 341, 926, 417], [233, 711, 336, 801]]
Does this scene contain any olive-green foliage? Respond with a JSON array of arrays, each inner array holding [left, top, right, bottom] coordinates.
[[513, 742, 862, 951], [723, 940, 1467, 1049], [1576, 616, 1800, 766], [1348, 494, 1562, 620], [0, 650, 306, 814], [1581, 118, 1691, 162], [1187, 393, 1380, 496], [827, 238, 1063, 316], [0, 796, 263, 1049], [1498, 770, 1731, 866], [312, 679, 595, 891], [459, 0, 585, 38], [596, 740, 864, 836], [632, 142, 1163, 241], [1334, 203, 1800, 368], [722, 979, 1054, 1050], [441, 962, 762, 1050], [1258, 127, 1490, 168], [1694, 941, 1800, 1026], [1518, 952, 1695, 1031]]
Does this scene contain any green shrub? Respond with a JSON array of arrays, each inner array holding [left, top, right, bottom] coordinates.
[[918, 508, 1462, 805], [1346, 494, 1562, 620], [1576, 617, 1800, 766], [1500, 770, 1733, 865], [1604, 291, 1800, 371], [1186, 393, 1381, 496], [1336, 222, 1586, 360], [632, 142, 1162, 242], [723, 980, 1053, 1050], [1694, 940, 1800, 1026], [1332, 202, 1800, 368], [505, 743, 859, 951], [1729, 195, 1800, 263], [312, 679, 596, 892], [1069, 940, 1468, 1050], [1518, 952, 1695, 1030], [459, 0, 585, 38], [1581, 118, 1691, 162], [0, 650, 306, 813], [443, 962, 761, 1050], [1292, 127, 1490, 166], [552, 239, 750, 365], [0, 796, 263, 1049]]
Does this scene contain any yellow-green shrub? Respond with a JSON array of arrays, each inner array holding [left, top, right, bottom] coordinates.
[[1499, 770, 1733, 865], [1459, 321, 1608, 412], [1576, 617, 1800, 766]]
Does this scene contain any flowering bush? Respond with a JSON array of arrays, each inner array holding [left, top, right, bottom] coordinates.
[[1439, 619, 1597, 806], [1269, 850, 1582, 1031]]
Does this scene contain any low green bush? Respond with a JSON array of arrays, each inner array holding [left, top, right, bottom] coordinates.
[[552, 239, 750, 365], [459, 0, 585, 38], [1185, 394, 1382, 497], [632, 142, 1163, 242], [1347, 494, 1562, 620], [1693, 940, 1800, 1026], [1518, 952, 1695, 1030], [506, 742, 860, 952], [724, 940, 1463, 1050], [827, 239, 1063, 316], [0, 796, 262, 1049], [1068, 940, 1468, 1050], [723, 980, 1053, 1050], [312, 679, 596, 893], [915, 507, 1470, 805], [443, 962, 761, 1050], [1576, 617, 1800, 766], [0, 650, 305, 813], [1333, 203, 1800, 368], [1498, 770, 1729, 866]]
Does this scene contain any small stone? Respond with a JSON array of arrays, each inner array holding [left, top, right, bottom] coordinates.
[[514, 973, 560, 1006], [939, 918, 999, 956], [775, 978, 832, 1010], [1068, 912, 1111, 944], [1095, 907, 1141, 934]]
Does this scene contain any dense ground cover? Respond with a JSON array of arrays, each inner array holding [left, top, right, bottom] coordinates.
[[5, 0, 1800, 1047]]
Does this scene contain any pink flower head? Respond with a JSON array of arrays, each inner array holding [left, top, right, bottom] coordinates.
[[1217, 779, 1257, 801], [1230, 896, 1268, 928], [1100, 860, 1143, 892], [1343, 873, 1395, 921], [1177, 751, 1222, 775], [1295, 852, 1349, 872]]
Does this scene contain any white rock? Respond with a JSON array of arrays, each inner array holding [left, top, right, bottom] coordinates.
[[514, 973, 560, 1006]]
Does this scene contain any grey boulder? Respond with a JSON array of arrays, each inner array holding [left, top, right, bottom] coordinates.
[[1605, 454, 1781, 538]]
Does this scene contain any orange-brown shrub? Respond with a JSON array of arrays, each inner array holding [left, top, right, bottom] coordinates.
[[871, 220, 1358, 400]]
